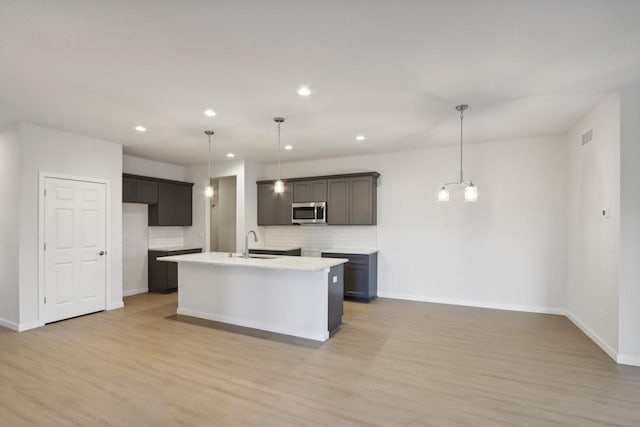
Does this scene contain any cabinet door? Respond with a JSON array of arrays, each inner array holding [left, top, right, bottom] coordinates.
[[344, 265, 369, 298], [174, 184, 192, 226], [257, 183, 276, 225], [327, 178, 350, 224], [311, 180, 327, 201], [275, 182, 293, 225], [349, 177, 374, 225], [136, 179, 158, 204], [123, 176, 137, 202], [293, 181, 311, 203], [294, 180, 327, 202], [156, 182, 178, 225]]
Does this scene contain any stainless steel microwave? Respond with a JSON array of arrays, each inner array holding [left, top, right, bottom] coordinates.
[[292, 202, 326, 224]]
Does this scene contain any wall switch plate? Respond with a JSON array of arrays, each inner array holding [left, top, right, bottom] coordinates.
[[333, 275, 338, 283]]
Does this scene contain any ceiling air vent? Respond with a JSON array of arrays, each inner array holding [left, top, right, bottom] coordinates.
[[582, 128, 593, 146]]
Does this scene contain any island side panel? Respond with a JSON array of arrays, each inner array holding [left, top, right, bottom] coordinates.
[[176, 262, 330, 341]]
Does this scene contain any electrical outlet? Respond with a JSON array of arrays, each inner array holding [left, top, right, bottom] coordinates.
[[333, 275, 338, 283]]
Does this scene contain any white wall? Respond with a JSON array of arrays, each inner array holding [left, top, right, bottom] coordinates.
[[260, 135, 567, 313], [565, 91, 621, 359], [123, 154, 185, 181], [0, 124, 20, 329], [122, 204, 149, 296], [618, 84, 640, 365], [18, 123, 123, 327]]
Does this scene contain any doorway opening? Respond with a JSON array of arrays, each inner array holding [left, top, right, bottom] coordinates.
[[209, 176, 237, 252]]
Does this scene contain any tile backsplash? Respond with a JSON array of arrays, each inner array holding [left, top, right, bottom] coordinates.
[[260, 226, 377, 255], [148, 227, 185, 248]]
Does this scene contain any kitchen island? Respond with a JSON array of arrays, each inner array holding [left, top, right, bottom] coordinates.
[[158, 252, 348, 341]]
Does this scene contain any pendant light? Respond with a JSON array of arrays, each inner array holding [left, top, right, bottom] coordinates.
[[273, 117, 285, 194], [204, 130, 215, 198], [437, 104, 478, 202]]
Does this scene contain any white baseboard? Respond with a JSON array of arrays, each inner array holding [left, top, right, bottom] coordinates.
[[123, 288, 148, 297], [377, 292, 565, 315], [0, 318, 19, 331], [617, 354, 640, 367], [107, 301, 124, 310], [555, 311, 619, 362], [18, 320, 45, 332]]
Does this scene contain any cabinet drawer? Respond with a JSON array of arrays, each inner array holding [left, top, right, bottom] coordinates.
[[322, 253, 369, 266]]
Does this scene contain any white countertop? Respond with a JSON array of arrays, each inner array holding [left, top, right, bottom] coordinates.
[[319, 248, 378, 255], [157, 251, 348, 272], [148, 246, 203, 252], [248, 246, 302, 252]]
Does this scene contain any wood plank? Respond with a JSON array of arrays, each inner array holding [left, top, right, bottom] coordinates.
[[1, 294, 640, 426]]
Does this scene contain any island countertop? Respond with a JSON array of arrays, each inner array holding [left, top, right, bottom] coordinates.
[[158, 251, 348, 272]]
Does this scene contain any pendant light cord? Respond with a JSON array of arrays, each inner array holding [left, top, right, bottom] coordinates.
[[208, 133, 212, 184], [459, 109, 464, 184], [277, 121, 282, 180]]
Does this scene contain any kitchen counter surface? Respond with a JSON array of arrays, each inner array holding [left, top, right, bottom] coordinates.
[[320, 248, 379, 255], [148, 246, 203, 252], [158, 251, 347, 272]]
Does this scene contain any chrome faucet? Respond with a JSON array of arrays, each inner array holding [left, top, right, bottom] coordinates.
[[244, 230, 258, 258]]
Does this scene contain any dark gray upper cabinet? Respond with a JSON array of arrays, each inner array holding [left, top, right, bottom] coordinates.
[[123, 174, 158, 204], [327, 175, 377, 225], [149, 182, 193, 226], [349, 176, 376, 225], [123, 176, 137, 202], [293, 180, 327, 202], [257, 172, 378, 226], [327, 178, 350, 225], [136, 178, 158, 204], [257, 183, 276, 225], [257, 181, 293, 226], [123, 174, 193, 226]]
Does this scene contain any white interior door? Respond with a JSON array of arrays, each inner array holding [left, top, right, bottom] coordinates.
[[44, 177, 107, 323]]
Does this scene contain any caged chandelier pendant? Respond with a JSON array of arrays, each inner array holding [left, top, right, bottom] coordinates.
[[437, 104, 478, 202]]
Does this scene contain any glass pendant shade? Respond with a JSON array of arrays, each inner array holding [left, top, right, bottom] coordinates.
[[274, 179, 285, 194], [437, 186, 450, 202], [204, 185, 214, 198], [464, 183, 478, 202]]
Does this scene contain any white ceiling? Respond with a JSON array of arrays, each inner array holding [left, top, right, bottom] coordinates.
[[1, 0, 640, 165]]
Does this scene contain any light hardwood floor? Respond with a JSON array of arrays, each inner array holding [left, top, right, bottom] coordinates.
[[1, 293, 640, 426]]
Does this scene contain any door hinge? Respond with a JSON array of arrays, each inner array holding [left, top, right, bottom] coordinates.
[[44, 297, 47, 304], [44, 243, 47, 251], [44, 189, 47, 197]]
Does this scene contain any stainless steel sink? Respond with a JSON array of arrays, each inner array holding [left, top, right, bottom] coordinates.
[[231, 254, 280, 260]]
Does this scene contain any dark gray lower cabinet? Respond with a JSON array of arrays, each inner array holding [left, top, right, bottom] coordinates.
[[148, 248, 202, 293], [248, 248, 301, 256], [321, 252, 378, 302], [327, 264, 344, 333]]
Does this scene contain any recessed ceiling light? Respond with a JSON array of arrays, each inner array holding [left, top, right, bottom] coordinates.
[[226, 153, 235, 158], [204, 109, 217, 117], [284, 145, 293, 150], [297, 87, 311, 96], [135, 125, 146, 132], [356, 135, 366, 141]]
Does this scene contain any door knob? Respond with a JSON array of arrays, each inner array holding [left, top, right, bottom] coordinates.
[[98, 251, 105, 256]]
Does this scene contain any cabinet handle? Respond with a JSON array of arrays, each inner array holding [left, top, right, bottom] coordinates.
[[98, 251, 105, 256]]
